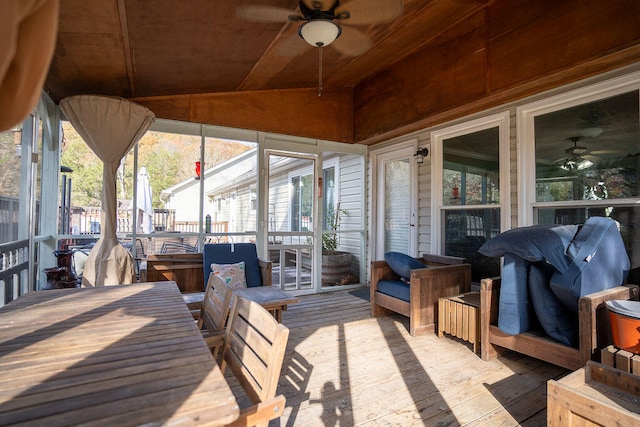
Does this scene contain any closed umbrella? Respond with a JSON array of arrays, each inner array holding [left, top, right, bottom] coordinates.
[[132, 166, 154, 234], [60, 95, 155, 287]]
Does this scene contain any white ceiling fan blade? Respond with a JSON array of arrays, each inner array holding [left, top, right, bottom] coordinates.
[[274, 34, 310, 57], [590, 149, 628, 155], [335, 0, 403, 25], [331, 27, 372, 56], [236, 5, 299, 23]]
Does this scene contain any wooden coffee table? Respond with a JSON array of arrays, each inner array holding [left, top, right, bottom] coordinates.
[[233, 286, 299, 322]]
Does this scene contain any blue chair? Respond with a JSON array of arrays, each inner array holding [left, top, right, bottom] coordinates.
[[202, 243, 272, 291]]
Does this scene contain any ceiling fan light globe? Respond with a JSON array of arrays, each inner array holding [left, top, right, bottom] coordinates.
[[299, 19, 342, 47], [578, 127, 603, 138], [560, 157, 593, 171], [576, 159, 593, 170]]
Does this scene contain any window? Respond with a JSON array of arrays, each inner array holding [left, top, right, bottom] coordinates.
[[432, 112, 510, 282], [520, 72, 640, 284]]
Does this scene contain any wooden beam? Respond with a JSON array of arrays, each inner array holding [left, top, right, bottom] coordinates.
[[132, 88, 353, 143], [116, 0, 135, 97]]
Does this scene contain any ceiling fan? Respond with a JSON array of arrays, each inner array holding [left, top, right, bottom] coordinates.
[[553, 136, 628, 171], [237, 0, 404, 94], [554, 137, 595, 171]]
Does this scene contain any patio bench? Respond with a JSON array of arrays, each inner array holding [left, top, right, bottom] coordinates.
[[481, 277, 639, 371], [370, 254, 472, 337]]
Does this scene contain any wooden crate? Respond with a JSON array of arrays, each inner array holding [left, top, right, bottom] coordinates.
[[547, 361, 640, 426], [438, 292, 480, 353], [600, 345, 640, 376]]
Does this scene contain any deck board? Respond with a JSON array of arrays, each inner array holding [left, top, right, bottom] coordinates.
[[226, 289, 569, 426]]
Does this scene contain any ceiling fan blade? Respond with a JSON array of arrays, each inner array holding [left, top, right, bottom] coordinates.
[[236, 5, 298, 23], [301, 0, 338, 11], [274, 34, 310, 57], [331, 27, 372, 56], [335, 0, 403, 25], [590, 149, 628, 155]]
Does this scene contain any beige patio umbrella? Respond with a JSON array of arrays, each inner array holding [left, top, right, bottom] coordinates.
[[60, 95, 155, 286], [0, 0, 59, 131]]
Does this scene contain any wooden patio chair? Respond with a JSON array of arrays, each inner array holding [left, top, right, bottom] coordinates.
[[370, 254, 472, 337], [197, 274, 234, 360], [481, 278, 639, 370], [219, 296, 290, 427]]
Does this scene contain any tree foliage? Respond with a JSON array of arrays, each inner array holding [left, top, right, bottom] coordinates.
[[60, 123, 252, 208]]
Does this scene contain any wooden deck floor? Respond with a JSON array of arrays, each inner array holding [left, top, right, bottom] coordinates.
[[227, 289, 570, 426]]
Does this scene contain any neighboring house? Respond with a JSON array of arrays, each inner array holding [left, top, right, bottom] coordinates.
[[161, 148, 365, 278]]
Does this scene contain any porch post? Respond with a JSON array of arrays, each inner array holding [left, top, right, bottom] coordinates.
[[37, 97, 61, 290]]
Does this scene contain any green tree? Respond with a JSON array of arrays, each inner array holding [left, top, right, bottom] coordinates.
[[60, 124, 103, 206]]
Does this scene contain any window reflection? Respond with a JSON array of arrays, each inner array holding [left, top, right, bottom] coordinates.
[[534, 90, 640, 284], [535, 91, 639, 202]]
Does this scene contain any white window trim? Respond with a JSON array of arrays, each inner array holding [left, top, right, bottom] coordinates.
[[517, 71, 640, 226], [430, 111, 511, 252]]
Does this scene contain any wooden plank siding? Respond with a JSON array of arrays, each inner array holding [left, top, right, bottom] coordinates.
[[335, 154, 365, 277], [354, 0, 640, 145], [223, 290, 571, 426]]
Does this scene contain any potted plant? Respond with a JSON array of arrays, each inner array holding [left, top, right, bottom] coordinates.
[[321, 204, 354, 286]]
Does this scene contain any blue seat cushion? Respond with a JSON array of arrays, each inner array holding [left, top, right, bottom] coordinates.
[[479, 224, 579, 273], [377, 279, 410, 302], [529, 261, 578, 347], [203, 243, 263, 291], [498, 253, 533, 335], [384, 252, 428, 280]]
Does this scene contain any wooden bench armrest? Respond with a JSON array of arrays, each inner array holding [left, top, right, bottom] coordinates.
[[411, 263, 472, 293], [579, 284, 639, 364], [369, 261, 397, 291], [258, 257, 273, 287], [420, 254, 467, 266]]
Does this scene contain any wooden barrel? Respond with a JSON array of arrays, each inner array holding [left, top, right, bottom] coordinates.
[[321, 252, 351, 286]]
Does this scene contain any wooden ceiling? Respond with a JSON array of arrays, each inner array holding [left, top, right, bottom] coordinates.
[[46, 0, 486, 99], [45, 0, 640, 144]]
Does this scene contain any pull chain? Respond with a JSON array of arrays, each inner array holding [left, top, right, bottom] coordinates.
[[318, 45, 323, 97]]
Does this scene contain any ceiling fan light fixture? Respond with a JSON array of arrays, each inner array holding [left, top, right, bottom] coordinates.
[[298, 19, 341, 47], [561, 157, 593, 171], [578, 126, 604, 138]]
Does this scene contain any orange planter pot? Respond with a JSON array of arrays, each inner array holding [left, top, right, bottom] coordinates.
[[606, 300, 640, 354]]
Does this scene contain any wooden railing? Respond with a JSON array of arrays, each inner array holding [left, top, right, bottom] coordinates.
[[0, 239, 30, 306]]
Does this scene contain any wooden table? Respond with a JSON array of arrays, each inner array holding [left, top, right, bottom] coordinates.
[[233, 286, 299, 322], [0, 281, 239, 426]]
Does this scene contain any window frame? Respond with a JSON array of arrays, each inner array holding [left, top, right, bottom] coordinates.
[[430, 111, 511, 253], [517, 71, 640, 226]]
